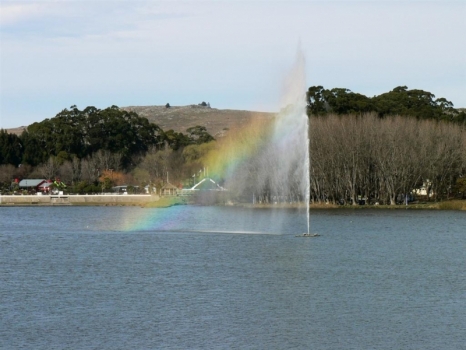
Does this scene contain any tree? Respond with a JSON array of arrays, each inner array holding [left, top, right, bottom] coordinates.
[[323, 88, 374, 115], [20, 127, 49, 166], [373, 87, 456, 120], [453, 177, 466, 199], [0, 129, 23, 166], [99, 169, 126, 186], [306, 85, 462, 123], [308, 113, 466, 205], [186, 126, 215, 144], [306, 85, 327, 115], [132, 168, 151, 186], [93, 150, 122, 173], [20, 105, 164, 169], [0, 164, 16, 191], [80, 157, 99, 184], [161, 130, 191, 150], [85, 106, 163, 166], [36, 156, 60, 180], [58, 157, 81, 186]]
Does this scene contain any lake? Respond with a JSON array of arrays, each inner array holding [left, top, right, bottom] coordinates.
[[1, 206, 465, 349]]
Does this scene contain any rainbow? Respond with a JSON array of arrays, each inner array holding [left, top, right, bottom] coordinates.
[[202, 116, 276, 182], [121, 48, 309, 232]]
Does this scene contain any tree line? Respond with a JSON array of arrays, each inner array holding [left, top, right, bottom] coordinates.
[[309, 113, 466, 204], [1, 86, 465, 202], [190, 112, 466, 204], [304, 85, 466, 203], [307, 85, 466, 124], [0, 105, 214, 193]]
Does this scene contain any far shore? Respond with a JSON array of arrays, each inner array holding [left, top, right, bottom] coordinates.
[[1, 194, 465, 210], [243, 201, 466, 211], [0, 194, 160, 207]]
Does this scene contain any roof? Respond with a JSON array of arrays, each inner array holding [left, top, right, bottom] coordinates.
[[162, 183, 179, 190], [190, 177, 226, 191], [18, 179, 46, 187]]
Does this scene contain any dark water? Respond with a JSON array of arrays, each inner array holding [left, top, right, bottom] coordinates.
[[1, 206, 465, 349]]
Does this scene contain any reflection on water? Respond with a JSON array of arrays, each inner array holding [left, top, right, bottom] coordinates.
[[1, 207, 465, 349]]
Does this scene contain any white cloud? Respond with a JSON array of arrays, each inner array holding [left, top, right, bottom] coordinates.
[[1, 1, 465, 129], [0, 3, 45, 25]]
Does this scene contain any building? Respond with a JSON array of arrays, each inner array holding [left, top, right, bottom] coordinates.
[[413, 179, 434, 197], [160, 183, 179, 196], [180, 177, 226, 196], [18, 179, 52, 193]]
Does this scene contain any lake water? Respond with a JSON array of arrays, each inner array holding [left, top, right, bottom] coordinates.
[[1, 206, 465, 349]]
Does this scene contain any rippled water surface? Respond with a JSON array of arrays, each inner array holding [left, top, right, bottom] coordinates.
[[1, 206, 465, 349]]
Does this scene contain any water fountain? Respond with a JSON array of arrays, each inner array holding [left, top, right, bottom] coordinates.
[[270, 50, 317, 237], [204, 50, 315, 237], [211, 48, 317, 236]]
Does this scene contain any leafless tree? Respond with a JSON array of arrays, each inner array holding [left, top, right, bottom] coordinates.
[[80, 157, 99, 183], [93, 150, 122, 172], [309, 114, 466, 204], [36, 156, 60, 180], [58, 157, 81, 185], [0, 164, 16, 184]]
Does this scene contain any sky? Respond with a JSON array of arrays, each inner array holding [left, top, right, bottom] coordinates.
[[1, 0, 465, 129]]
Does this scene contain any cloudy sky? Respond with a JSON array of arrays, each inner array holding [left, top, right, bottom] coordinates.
[[1, 0, 465, 128]]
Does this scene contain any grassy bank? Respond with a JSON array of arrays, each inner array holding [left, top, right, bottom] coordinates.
[[2, 195, 465, 210], [0, 194, 159, 207], [310, 200, 466, 210], [143, 197, 189, 208], [242, 200, 466, 210], [436, 200, 466, 210]]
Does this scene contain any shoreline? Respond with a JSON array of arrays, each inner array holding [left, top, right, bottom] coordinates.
[[243, 201, 466, 211], [0, 194, 160, 207], [1, 195, 465, 210]]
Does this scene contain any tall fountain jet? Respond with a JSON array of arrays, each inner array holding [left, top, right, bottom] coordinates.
[[208, 46, 316, 235], [223, 47, 312, 234], [278, 49, 313, 236], [273, 48, 310, 234]]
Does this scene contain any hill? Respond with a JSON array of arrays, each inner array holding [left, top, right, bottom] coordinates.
[[120, 105, 275, 138], [5, 126, 27, 136], [5, 105, 275, 138]]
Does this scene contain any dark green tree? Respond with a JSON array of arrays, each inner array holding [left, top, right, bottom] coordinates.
[[306, 85, 327, 115], [373, 86, 456, 120], [186, 126, 215, 144], [0, 129, 23, 166], [323, 88, 374, 114], [161, 130, 192, 151], [20, 105, 165, 169], [306, 85, 462, 123]]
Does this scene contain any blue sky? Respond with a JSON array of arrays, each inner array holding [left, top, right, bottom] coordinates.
[[1, 0, 465, 128]]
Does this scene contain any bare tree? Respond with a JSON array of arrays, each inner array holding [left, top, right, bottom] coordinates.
[[93, 150, 122, 173], [80, 157, 99, 183], [308, 113, 465, 205], [36, 157, 60, 180], [0, 164, 16, 184], [59, 157, 81, 185]]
